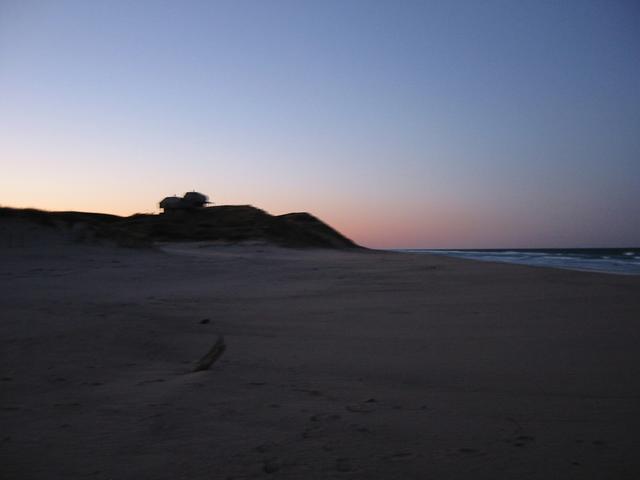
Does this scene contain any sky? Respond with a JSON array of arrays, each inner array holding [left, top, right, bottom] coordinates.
[[1, 0, 639, 248]]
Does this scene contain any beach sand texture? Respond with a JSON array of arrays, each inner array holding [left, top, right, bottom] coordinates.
[[2, 228, 640, 479]]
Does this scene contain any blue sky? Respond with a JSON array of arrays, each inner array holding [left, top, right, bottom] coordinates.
[[1, 0, 638, 247]]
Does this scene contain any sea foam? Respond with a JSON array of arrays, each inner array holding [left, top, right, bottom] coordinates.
[[398, 248, 640, 275]]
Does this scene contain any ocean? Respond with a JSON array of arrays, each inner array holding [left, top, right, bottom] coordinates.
[[398, 248, 640, 275]]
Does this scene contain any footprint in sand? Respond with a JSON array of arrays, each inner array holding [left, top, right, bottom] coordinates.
[[302, 426, 323, 439], [345, 403, 375, 413], [458, 448, 479, 454], [262, 458, 280, 474], [351, 424, 372, 433], [512, 435, 535, 447], [335, 458, 353, 472], [137, 378, 165, 385], [310, 413, 342, 422], [383, 451, 414, 461]]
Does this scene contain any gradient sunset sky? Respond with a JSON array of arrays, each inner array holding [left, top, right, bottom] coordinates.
[[1, 1, 639, 248]]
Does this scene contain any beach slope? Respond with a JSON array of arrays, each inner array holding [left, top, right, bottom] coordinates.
[[2, 233, 640, 478]]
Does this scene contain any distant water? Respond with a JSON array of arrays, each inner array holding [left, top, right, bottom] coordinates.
[[398, 248, 640, 275]]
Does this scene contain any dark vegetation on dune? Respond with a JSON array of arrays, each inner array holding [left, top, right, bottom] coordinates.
[[0, 206, 361, 249]]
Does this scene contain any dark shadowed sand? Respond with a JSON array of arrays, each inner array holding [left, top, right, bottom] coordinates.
[[2, 234, 640, 479]]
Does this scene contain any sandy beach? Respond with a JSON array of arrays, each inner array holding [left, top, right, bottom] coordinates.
[[2, 235, 640, 479]]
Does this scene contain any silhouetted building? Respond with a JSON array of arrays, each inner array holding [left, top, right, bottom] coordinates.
[[160, 191, 210, 213]]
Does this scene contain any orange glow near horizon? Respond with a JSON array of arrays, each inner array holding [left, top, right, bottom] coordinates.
[[3, 167, 638, 250], [0, 186, 544, 249]]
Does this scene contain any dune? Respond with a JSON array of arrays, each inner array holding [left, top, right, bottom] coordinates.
[[0, 206, 360, 249]]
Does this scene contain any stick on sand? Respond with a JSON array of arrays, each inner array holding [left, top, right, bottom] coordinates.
[[192, 335, 226, 372]]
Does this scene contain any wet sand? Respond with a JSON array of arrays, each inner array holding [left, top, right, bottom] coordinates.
[[2, 239, 640, 479]]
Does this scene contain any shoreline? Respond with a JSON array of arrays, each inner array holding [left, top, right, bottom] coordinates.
[[395, 248, 640, 276]]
